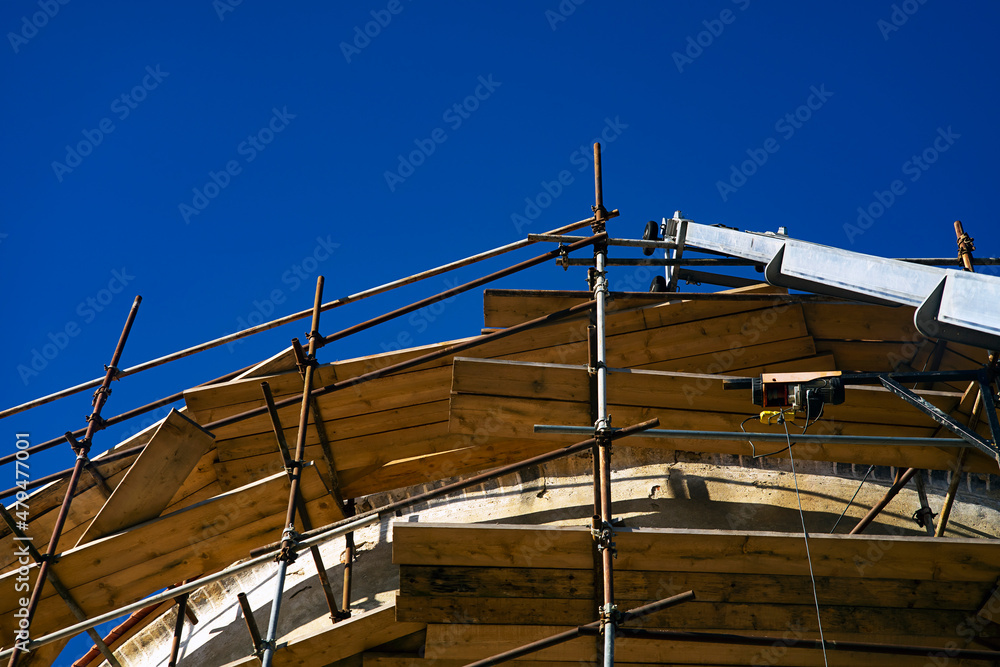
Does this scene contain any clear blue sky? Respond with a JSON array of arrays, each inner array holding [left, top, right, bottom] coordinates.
[[2, 2, 1000, 663]]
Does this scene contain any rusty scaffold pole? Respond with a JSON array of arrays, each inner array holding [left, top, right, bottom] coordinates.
[[260, 277, 326, 667], [589, 142, 618, 667], [0, 506, 123, 667], [937, 220, 994, 536], [8, 295, 141, 667], [848, 220, 995, 537], [1, 214, 613, 421], [259, 380, 347, 623]]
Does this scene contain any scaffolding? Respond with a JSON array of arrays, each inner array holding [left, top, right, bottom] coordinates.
[[2, 144, 1000, 667]]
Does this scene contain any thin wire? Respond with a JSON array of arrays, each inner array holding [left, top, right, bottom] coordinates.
[[830, 464, 875, 533], [781, 415, 829, 666]]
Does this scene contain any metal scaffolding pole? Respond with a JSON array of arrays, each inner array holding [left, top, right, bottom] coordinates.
[[8, 296, 141, 667], [462, 591, 695, 667], [1, 419, 660, 660], [532, 425, 969, 448], [202, 238, 605, 435], [259, 381, 345, 622], [1, 214, 613, 421], [589, 142, 616, 667], [260, 277, 325, 667], [0, 366, 247, 473], [0, 507, 123, 667]]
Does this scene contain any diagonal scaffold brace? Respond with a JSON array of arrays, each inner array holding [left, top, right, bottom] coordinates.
[[0, 506, 123, 667], [8, 295, 141, 667], [259, 379, 348, 624], [259, 276, 330, 667]]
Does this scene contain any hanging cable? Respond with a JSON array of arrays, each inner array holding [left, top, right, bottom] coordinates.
[[781, 414, 829, 667], [830, 464, 875, 533]]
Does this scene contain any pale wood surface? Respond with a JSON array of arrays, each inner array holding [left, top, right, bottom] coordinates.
[[76, 409, 215, 546]]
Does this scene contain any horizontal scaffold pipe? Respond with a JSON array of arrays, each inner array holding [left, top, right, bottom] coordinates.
[[0, 214, 616, 421], [0, 417, 659, 659], [533, 425, 969, 448], [0, 366, 247, 472], [3, 257, 606, 498], [204, 234, 607, 432]]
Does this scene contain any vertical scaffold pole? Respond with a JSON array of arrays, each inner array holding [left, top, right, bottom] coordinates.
[[8, 296, 140, 667], [591, 143, 616, 667], [260, 277, 325, 667]]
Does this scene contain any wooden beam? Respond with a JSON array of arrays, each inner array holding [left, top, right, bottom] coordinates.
[[399, 566, 988, 611], [0, 466, 341, 647], [0, 454, 137, 573], [392, 523, 1000, 582], [802, 303, 920, 342], [482, 284, 788, 329], [218, 606, 423, 667], [398, 596, 996, 639], [422, 623, 981, 666], [451, 358, 960, 428], [76, 409, 215, 546]]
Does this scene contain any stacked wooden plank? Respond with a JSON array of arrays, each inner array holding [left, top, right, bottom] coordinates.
[[393, 522, 1000, 666], [182, 287, 997, 504], [448, 357, 996, 473], [0, 463, 340, 649]]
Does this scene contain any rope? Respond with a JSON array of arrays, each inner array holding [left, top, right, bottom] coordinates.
[[781, 416, 829, 667]]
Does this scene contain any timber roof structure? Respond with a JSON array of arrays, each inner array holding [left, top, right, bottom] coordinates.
[[3, 149, 1000, 667]]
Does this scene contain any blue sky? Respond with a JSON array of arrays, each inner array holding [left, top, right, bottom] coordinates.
[[2, 2, 1000, 663]]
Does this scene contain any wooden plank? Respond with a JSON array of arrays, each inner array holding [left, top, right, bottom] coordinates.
[[17, 637, 71, 667], [339, 439, 556, 498], [392, 523, 1000, 582], [0, 456, 136, 574], [0, 465, 341, 648], [448, 390, 1000, 472], [451, 358, 960, 428], [399, 566, 987, 611], [214, 399, 451, 472], [219, 605, 423, 667], [482, 284, 788, 328], [802, 303, 920, 341], [733, 353, 838, 376], [815, 340, 981, 374], [235, 346, 298, 379], [217, 420, 455, 491], [366, 658, 676, 667], [163, 448, 223, 513], [634, 337, 818, 375], [76, 410, 215, 546], [397, 596, 995, 638], [185, 341, 461, 418], [188, 297, 809, 427], [422, 624, 980, 666]]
